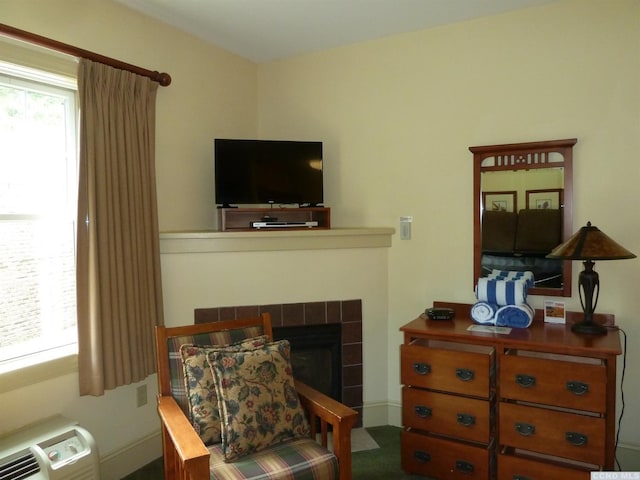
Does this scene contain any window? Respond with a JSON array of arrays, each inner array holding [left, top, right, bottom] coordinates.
[[0, 61, 78, 373]]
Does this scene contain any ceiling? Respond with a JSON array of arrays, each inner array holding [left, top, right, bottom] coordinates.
[[115, 0, 557, 63]]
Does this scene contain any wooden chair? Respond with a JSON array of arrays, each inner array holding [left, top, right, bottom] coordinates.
[[155, 313, 358, 480]]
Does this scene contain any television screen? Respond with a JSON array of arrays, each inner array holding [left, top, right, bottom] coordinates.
[[215, 139, 323, 206]]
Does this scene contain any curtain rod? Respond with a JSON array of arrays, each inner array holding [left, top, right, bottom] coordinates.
[[0, 23, 172, 86]]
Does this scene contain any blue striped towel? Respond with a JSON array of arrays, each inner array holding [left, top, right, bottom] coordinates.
[[495, 303, 535, 328], [470, 301, 499, 325], [488, 270, 535, 289], [475, 278, 528, 306]]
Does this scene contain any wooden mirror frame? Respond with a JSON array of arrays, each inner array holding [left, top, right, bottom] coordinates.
[[471, 138, 576, 297]]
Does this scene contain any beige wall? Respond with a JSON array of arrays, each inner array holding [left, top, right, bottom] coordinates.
[[256, 0, 640, 453], [0, 0, 258, 477], [1, 0, 639, 473]]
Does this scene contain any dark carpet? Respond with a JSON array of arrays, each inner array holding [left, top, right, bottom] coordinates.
[[122, 425, 427, 479], [349, 426, 427, 480]]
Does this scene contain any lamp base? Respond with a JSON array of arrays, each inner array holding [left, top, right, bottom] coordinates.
[[571, 320, 607, 335]]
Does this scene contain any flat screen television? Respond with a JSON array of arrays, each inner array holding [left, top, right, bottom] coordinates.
[[214, 139, 323, 207]]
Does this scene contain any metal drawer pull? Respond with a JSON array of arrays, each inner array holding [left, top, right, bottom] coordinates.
[[455, 460, 474, 473], [456, 368, 474, 382], [515, 422, 536, 436], [513, 476, 532, 480], [413, 362, 431, 375], [566, 431, 588, 446], [456, 413, 476, 427], [414, 405, 432, 418], [515, 374, 536, 388], [566, 381, 589, 396], [414, 450, 431, 463]]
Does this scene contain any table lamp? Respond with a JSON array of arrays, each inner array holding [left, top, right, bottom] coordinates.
[[547, 221, 636, 334]]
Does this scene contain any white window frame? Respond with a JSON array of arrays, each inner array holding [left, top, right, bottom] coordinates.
[[0, 60, 79, 392]]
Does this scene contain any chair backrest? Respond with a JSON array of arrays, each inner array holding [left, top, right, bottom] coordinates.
[[155, 313, 273, 414], [515, 208, 562, 253]]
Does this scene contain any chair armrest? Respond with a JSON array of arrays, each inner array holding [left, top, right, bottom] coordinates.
[[157, 395, 209, 479], [295, 380, 358, 480]]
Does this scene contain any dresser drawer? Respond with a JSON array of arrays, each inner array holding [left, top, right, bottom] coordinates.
[[499, 403, 605, 464], [500, 352, 606, 412], [402, 387, 492, 443], [498, 453, 591, 480], [401, 340, 494, 398], [401, 430, 493, 479]]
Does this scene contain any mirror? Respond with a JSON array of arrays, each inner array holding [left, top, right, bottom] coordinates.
[[471, 139, 576, 297]]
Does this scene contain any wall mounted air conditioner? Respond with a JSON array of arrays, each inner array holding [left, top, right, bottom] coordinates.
[[0, 415, 100, 480]]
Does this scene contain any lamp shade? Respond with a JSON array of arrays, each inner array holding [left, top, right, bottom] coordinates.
[[547, 221, 635, 335], [547, 222, 636, 261]]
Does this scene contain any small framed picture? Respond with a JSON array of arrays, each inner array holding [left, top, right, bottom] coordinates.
[[527, 188, 563, 210], [544, 299, 566, 324], [536, 198, 552, 209], [483, 191, 517, 213]]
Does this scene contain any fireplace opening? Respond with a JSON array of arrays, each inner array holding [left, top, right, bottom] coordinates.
[[273, 323, 342, 403]]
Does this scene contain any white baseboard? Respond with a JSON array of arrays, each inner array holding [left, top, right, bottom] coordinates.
[[362, 400, 401, 428], [386, 402, 402, 427], [616, 443, 640, 471], [99, 429, 162, 480]]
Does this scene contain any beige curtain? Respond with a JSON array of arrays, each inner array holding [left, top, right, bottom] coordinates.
[[76, 59, 164, 396]]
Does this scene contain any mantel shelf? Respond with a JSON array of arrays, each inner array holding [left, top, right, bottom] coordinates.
[[159, 227, 395, 254]]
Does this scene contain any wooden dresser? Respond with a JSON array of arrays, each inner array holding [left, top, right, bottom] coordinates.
[[399, 301, 622, 480]]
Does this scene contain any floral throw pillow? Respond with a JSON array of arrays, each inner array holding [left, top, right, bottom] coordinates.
[[180, 335, 269, 445], [209, 339, 311, 461]]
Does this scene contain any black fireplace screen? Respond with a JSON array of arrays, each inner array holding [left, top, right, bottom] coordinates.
[[273, 323, 342, 402]]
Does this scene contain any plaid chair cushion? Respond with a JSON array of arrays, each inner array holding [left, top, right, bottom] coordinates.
[[167, 326, 265, 415], [208, 437, 338, 480]]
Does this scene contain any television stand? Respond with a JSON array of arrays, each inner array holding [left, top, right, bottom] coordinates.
[[218, 207, 330, 232]]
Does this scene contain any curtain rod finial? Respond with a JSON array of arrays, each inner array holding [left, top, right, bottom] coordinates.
[[156, 72, 172, 87]]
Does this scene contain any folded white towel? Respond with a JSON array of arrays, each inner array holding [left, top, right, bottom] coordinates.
[[475, 278, 528, 306], [470, 301, 499, 325]]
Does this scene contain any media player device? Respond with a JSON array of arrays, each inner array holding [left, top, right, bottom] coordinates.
[[425, 307, 455, 320], [251, 221, 319, 229]]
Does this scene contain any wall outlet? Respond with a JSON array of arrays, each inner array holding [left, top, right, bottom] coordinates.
[[136, 384, 148, 407]]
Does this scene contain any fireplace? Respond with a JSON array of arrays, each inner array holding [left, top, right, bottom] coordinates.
[[273, 323, 342, 402], [194, 299, 363, 426]]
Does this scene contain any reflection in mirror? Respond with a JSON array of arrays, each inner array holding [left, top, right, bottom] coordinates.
[[471, 139, 576, 297]]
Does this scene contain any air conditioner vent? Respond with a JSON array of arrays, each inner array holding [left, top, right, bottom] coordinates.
[[0, 451, 40, 480]]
